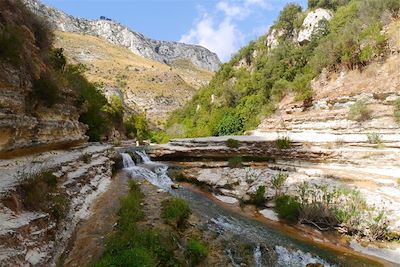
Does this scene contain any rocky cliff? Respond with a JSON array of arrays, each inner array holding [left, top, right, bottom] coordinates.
[[0, 1, 87, 158], [23, 0, 221, 72]]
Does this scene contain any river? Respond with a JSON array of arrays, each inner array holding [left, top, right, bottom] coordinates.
[[120, 152, 393, 267]]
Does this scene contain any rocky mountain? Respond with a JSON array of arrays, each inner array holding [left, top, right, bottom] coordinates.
[[23, 0, 221, 72]]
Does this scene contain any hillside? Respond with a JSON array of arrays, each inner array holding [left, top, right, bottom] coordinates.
[[55, 31, 213, 125], [163, 0, 400, 141], [23, 0, 221, 72]]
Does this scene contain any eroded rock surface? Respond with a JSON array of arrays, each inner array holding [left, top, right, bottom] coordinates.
[[0, 144, 115, 266]]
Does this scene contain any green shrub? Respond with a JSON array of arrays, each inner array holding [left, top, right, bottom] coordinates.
[[49, 48, 67, 71], [275, 195, 301, 222], [276, 136, 292, 149], [0, 25, 25, 66], [216, 113, 244, 136], [296, 182, 388, 239], [348, 100, 371, 121], [124, 113, 150, 142], [367, 133, 382, 144], [248, 186, 266, 207], [33, 72, 61, 107], [185, 239, 208, 265], [225, 138, 240, 148], [161, 198, 191, 228], [308, 0, 350, 10], [394, 98, 400, 123], [271, 172, 288, 197], [228, 156, 243, 168]]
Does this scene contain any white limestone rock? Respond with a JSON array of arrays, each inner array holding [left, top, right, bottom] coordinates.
[[298, 8, 332, 45]]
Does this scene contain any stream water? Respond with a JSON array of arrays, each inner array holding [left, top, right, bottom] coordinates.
[[121, 151, 386, 267]]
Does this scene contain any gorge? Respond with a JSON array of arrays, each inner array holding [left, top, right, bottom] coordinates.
[[0, 0, 399, 266]]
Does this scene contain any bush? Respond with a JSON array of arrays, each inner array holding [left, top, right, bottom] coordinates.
[[367, 133, 382, 144], [228, 156, 243, 168], [0, 25, 25, 66], [296, 182, 389, 239], [185, 239, 208, 265], [271, 172, 288, 197], [124, 113, 150, 142], [348, 100, 371, 121], [275, 195, 301, 222], [394, 98, 400, 123], [216, 113, 244, 136], [161, 198, 191, 228], [248, 186, 266, 207], [225, 138, 240, 148], [33, 72, 61, 107], [65, 65, 111, 141], [276, 136, 292, 149]]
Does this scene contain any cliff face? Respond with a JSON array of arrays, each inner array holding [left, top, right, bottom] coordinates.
[[23, 0, 221, 72], [0, 1, 87, 158]]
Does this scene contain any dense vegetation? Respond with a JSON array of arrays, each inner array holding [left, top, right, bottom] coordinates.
[[0, 0, 150, 142], [158, 0, 398, 142]]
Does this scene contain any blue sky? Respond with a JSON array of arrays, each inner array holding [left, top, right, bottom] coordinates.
[[41, 0, 307, 61]]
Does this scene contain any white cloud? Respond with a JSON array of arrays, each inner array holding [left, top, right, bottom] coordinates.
[[217, 1, 249, 20], [180, 14, 244, 62], [180, 0, 275, 62]]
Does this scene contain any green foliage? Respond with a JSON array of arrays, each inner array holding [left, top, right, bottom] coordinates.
[[248, 186, 266, 207], [161, 198, 191, 228], [216, 112, 244, 135], [93, 181, 183, 267], [185, 239, 208, 266], [296, 182, 388, 239], [228, 156, 243, 168], [367, 133, 383, 144], [276, 136, 292, 149], [124, 113, 151, 142], [348, 100, 371, 121], [308, 0, 350, 10], [64, 64, 110, 141], [275, 195, 301, 222], [102, 95, 124, 126], [225, 138, 240, 148], [164, 0, 394, 139], [49, 48, 66, 71], [271, 172, 288, 197], [394, 98, 400, 123], [0, 25, 25, 66], [32, 72, 61, 107], [274, 3, 303, 36]]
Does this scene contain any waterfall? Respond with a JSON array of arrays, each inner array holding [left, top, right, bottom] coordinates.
[[120, 151, 173, 190], [135, 150, 151, 163], [121, 153, 135, 168], [253, 244, 262, 267]]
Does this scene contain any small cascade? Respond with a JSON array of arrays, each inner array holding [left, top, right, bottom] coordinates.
[[253, 244, 262, 267], [135, 150, 151, 163], [121, 151, 173, 190], [121, 153, 135, 168]]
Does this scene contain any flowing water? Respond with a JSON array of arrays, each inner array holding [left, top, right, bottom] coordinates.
[[121, 151, 385, 267]]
